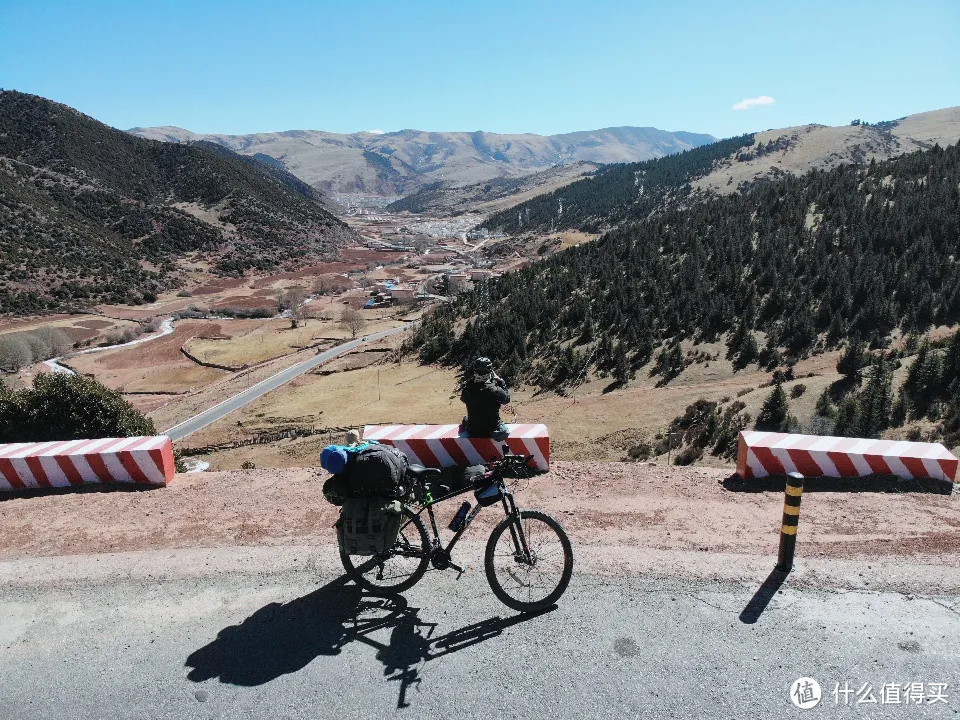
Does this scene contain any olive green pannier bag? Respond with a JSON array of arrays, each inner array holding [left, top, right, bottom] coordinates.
[[337, 497, 403, 555]]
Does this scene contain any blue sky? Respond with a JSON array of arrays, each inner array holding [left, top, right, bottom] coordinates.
[[1, 0, 957, 139]]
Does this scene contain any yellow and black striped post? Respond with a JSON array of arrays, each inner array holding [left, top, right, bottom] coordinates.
[[776, 472, 804, 572]]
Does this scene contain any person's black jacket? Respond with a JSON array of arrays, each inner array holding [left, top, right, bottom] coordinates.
[[460, 377, 510, 436]]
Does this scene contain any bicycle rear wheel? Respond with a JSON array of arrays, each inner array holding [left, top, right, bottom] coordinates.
[[484, 509, 573, 612], [340, 506, 430, 595]]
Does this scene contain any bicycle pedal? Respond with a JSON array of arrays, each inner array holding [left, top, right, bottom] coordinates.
[[448, 562, 467, 577]]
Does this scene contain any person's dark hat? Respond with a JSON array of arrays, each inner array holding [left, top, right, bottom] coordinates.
[[473, 356, 493, 373]]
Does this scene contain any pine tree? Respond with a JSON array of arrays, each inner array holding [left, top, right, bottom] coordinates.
[[903, 342, 942, 419], [833, 395, 862, 437], [726, 323, 747, 361], [755, 381, 790, 432], [942, 329, 960, 394], [837, 339, 867, 380], [814, 389, 835, 418], [668, 343, 684, 377], [579, 312, 595, 344], [613, 343, 630, 386], [859, 354, 893, 437], [737, 333, 759, 370]]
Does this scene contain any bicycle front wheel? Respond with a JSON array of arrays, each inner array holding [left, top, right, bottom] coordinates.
[[340, 506, 430, 595], [484, 509, 573, 612]]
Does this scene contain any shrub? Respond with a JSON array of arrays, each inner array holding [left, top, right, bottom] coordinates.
[[103, 327, 142, 346], [0, 382, 25, 432], [626, 441, 654, 461], [0, 373, 156, 443], [790, 383, 807, 399], [216, 306, 275, 319], [673, 446, 702, 466]]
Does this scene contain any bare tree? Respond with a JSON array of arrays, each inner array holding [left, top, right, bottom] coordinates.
[[314, 274, 354, 296], [278, 286, 307, 328], [338, 308, 367, 339], [22, 333, 51, 362], [0, 336, 32, 371]]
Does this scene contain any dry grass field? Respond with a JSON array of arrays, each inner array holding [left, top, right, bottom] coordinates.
[[175, 340, 853, 471], [183, 318, 341, 369], [0, 315, 141, 345], [66, 320, 233, 396], [183, 310, 407, 369]]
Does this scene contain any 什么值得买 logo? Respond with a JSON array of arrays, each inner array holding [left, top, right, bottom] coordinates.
[[790, 677, 822, 709]]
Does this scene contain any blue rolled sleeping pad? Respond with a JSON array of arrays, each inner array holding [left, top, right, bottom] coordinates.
[[321, 442, 373, 473]]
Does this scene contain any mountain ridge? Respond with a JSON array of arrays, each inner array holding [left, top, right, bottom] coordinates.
[[480, 106, 960, 235], [127, 124, 716, 197]]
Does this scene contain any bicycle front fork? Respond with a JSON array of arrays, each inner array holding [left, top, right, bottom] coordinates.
[[501, 491, 533, 564]]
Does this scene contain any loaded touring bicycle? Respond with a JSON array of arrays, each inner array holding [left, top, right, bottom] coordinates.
[[327, 442, 574, 613]]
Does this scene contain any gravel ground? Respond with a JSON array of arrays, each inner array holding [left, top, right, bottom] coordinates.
[[0, 462, 956, 591]]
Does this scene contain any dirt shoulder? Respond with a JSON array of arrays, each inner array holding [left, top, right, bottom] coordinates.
[[0, 462, 955, 592]]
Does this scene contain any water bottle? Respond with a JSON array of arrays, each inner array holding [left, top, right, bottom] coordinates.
[[448, 501, 471, 532]]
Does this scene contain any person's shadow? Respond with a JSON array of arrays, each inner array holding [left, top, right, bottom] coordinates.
[[185, 574, 553, 707], [185, 574, 363, 686]]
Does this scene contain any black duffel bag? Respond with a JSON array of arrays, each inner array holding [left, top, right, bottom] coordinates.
[[348, 443, 409, 499]]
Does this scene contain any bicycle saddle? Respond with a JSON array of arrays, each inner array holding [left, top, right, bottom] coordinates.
[[406, 464, 442, 481]]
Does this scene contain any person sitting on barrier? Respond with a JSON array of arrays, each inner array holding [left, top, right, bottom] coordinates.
[[460, 356, 510, 439]]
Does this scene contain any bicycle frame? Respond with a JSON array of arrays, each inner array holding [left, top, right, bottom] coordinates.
[[407, 474, 533, 564]]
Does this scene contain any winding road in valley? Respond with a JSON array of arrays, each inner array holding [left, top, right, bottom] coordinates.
[[164, 323, 415, 441]]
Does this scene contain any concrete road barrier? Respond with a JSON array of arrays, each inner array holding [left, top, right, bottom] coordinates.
[[737, 430, 958, 482], [0, 436, 175, 490], [362, 423, 550, 471]]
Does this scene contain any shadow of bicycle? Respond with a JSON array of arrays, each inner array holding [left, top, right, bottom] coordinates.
[[185, 573, 553, 708]]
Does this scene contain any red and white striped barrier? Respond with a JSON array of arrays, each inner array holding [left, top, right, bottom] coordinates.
[[737, 430, 958, 482], [0, 436, 175, 490], [363, 423, 550, 471]]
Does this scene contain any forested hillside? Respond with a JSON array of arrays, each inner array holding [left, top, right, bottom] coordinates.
[[478, 134, 755, 234], [417, 141, 960, 389], [0, 92, 352, 313], [385, 162, 601, 215]]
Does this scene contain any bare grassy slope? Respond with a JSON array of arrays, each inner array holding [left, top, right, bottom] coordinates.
[[696, 106, 960, 193]]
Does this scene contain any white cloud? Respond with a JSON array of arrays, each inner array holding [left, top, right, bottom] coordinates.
[[367, 129, 386, 134], [732, 95, 776, 111]]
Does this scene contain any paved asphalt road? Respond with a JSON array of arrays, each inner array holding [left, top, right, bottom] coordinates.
[[1, 547, 957, 719], [164, 324, 414, 441]]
